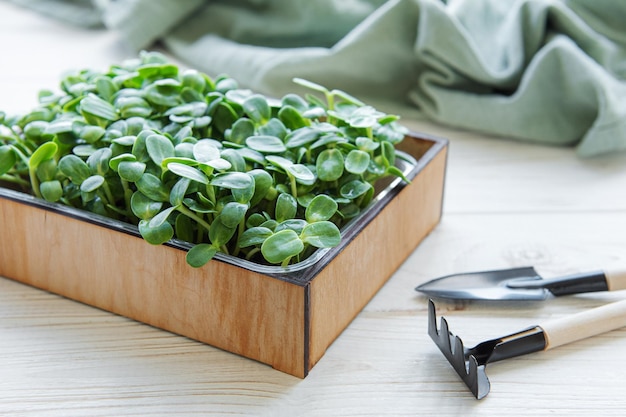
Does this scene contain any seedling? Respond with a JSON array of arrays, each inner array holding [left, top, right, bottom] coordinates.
[[0, 51, 409, 268]]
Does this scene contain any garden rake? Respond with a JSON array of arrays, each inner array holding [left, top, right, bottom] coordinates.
[[427, 298, 626, 399]]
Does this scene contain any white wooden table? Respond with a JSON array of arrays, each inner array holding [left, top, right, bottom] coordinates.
[[1, 2, 626, 415]]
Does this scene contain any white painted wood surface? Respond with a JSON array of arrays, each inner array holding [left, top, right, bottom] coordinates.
[[1, 2, 626, 415]]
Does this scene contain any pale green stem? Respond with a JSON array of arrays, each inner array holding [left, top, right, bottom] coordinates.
[[176, 204, 212, 232]]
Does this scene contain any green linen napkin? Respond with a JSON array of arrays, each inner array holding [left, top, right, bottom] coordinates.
[[13, 0, 626, 156]]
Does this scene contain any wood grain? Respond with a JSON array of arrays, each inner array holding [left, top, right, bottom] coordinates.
[[1, 1, 626, 415]]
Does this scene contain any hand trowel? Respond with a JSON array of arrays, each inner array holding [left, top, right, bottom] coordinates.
[[415, 266, 626, 301]]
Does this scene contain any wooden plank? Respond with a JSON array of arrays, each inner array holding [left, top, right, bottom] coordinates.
[[0, 197, 306, 376], [402, 119, 626, 214], [307, 139, 447, 369]]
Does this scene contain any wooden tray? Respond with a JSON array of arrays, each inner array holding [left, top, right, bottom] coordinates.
[[0, 132, 447, 377]]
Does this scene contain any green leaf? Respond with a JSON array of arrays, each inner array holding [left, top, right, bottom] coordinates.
[[278, 105, 308, 130], [161, 156, 198, 167], [58, 154, 90, 185], [45, 120, 71, 138], [376, 123, 408, 144], [257, 118, 288, 139], [170, 178, 190, 206], [340, 180, 372, 200], [246, 213, 268, 228], [72, 144, 97, 157], [211, 172, 253, 190], [116, 96, 152, 118], [144, 79, 182, 107], [245, 135, 286, 153], [281, 93, 308, 111], [310, 134, 347, 150], [345, 149, 370, 174], [229, 118, 255, 144], [118, 161, 146, 182], [181, 69, 207, 93], [285, 127, 321, 148], [139, 218, 174, 245], [243, 94, 271, 124], [316, 149, 344, 181], [183, 197, 214, 213], [113, 135, 138, 147], [29, 141, 58, 170], [174, 142, 195, 158], [136, 173, 170, 202], [87, 147, 112, 176], [300, 221, 341, 248], [109, 153, 137, 171], [248, 169, 273, 206], [381, 141, 396, 167], [209, 219, 237, 247], [261, 229, 304, 264], [193, 140, 221, 162], [330, 89, 365, 107], [339, 203, 361, 219], [95, 76, 118, 101], [80, 93, 119, 123], [218, 202, 248, 228], [275, 219, 308, 234], [231, 179, 255, 204], [238, 226, 273, 248], [292, 78, 329, 94], [186, 244, 218, 268], [356, 136, 379, 151], [146, 133, 175, 165], [80, 125, 106, 144], [167, 162, 209, 184], [265, 155, 293, 172], [36, 159, 57, 182], [131, 191, 163, 220], [80, 175, 105, 193], [347, 106, 384, 128], [286, 164, 315, 184], [275, 192, 297, 223], [175, 214, 194, 242], [305, 194, 338, 223], [204, 158, 232, 171], [221, 148, 247, 172], [259, 219, 278, 231], [132, 130, 152, 163], [40, 180, 63, 202], [235, 147, 265, 166], [385, 165, 411, 183], [0, 145, 16, 176], [23, 120, 49, 141], [149, 205, 178, 228], [213, 101, 239, 133]]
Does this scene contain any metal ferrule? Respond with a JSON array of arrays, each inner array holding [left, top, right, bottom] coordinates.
[[470, 326, 547, 365]]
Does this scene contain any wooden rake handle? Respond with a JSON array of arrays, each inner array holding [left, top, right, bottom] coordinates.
[[606, 268, 626, 291], [540, 298, 626, 350]]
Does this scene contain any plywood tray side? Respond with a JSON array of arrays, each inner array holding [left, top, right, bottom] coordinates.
[[306, 137, 448, 369], [0, 197, 307, 376], [0, 132, 447, 378]]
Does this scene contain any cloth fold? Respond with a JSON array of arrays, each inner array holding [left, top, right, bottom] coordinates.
[[10, 0, 626, 156]]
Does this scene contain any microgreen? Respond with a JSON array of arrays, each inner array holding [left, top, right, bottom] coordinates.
[[0, 51, 410, 268]]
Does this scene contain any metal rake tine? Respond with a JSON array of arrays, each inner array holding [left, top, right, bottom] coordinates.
[[427, 299, 490, 399], [427, 298, 626, 399]]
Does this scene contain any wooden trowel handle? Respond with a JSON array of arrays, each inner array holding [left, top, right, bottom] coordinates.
[[540, 299, 626, 350], [605, 268, 626, 291]]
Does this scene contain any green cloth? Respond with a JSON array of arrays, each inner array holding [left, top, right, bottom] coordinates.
[[14, 0, 626, 156]]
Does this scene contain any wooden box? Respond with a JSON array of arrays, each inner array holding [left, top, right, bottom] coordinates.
[[0, 132, 447, 377]]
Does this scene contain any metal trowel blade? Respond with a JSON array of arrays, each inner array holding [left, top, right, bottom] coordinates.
[[415, 266, 550, 301]]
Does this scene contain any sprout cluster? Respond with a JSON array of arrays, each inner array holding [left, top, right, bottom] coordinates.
[[0, 51, 408, 267]]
